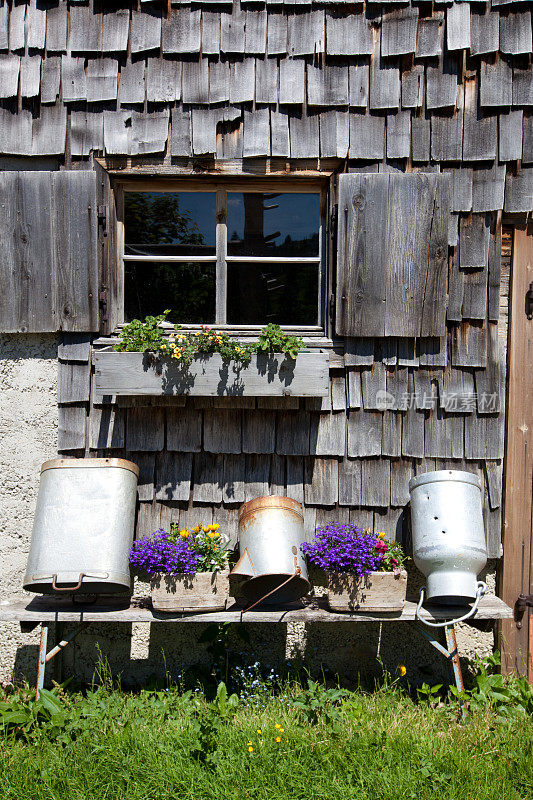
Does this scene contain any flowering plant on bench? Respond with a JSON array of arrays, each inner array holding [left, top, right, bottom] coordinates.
[[301, 523, 407, 577], [301, 523, 408, 613], [129, 522, 230, 577]]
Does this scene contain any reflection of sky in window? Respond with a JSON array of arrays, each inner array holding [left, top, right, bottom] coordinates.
[[227, 193, 319, 245], [126, 192, 216, 246]]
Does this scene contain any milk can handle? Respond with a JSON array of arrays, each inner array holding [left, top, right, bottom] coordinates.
[[415, 582, 487, 628], [51, 573, 85, 592]]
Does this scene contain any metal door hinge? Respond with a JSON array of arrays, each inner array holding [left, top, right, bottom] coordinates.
[[526, 282, 533, 320], [97, 204, 108, 236], [515, 593, 533, 626], [516, 593, 533, 614], [329, 293, 335, 325], [99, 287, 108, 325]]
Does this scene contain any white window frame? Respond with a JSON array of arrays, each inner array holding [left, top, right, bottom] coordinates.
[[117, 178, 328, 335]]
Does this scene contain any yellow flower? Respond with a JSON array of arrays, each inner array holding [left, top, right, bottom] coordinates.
[[179, 529, 189, 539], [275, 737, 281, 743], [208, 523, 220, 531], [275, 723, 281, 729], [202, 526, 209, 533], [280, 728, 284, 733], [195, 331, 201, 336], [256, 729, 262, 734], [247, 741, 252, 746], [398, 664, 407, 677], [248, 746, 253, 753], [192, 526, 200, 534], [377, 532, 386, 539]]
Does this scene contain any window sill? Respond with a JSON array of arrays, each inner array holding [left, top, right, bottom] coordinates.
[[93, 350, 331, 398]]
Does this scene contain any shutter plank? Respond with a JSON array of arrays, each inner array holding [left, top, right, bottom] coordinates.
[[0, 172, 54, 332], [52, 171, 98, 332], [337, 173, 448, 339], [336, 174, 388, 337]]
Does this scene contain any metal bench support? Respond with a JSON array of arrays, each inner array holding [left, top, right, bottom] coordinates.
[[413, 621, 464, 693], [36, 622, 86, 698]]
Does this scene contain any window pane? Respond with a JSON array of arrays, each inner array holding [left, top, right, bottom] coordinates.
[[124, 261, 215, 324], [227, 263, 319, 325], [227, 193, 320, 257], [124, 192, 216, 256]]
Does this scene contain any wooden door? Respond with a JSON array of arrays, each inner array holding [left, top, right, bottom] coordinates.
[[500, 225, 533, 679]]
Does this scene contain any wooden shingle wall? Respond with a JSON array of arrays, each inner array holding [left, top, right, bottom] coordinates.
[[58, 341, 505, 559], [13, 0, 523, 559]]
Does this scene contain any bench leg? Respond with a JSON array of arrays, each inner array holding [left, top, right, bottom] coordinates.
[[36, 623, 48, 698], [444, 624, 464, 693], [413, 621, 465, 694], [36, 621, 86, 698]]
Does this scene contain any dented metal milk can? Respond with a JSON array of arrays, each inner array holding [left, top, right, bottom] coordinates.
[[409, 470, 487, 626], [24, 458, 139, 595], [231, 496, 310, 604]]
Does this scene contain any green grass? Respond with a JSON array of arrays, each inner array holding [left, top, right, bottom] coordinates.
[[0, 679, 531, 800]]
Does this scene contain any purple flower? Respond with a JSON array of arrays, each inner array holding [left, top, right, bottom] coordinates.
[[301, 523, 383, 577], [129, 529, 201, 576]]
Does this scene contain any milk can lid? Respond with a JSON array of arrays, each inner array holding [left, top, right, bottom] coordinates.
[[239, 495, 303, 521], [41, 457, 140, 478], [409, 469, 482, 493]]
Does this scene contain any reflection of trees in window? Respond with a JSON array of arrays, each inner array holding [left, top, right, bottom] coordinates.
[[124, 193, 205, 247], [125, 262, 215, 324]]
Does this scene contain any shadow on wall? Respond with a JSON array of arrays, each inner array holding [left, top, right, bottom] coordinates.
[[23, 618, 470, 691], [0, 333, 59, 361]]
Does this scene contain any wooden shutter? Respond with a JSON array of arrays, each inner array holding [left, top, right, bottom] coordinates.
[[95, 162, 120, 335], [0, 170, 99, 332], [335, 172, 449, 337]]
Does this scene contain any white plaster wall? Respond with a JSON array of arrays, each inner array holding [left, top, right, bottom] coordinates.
[[0, 334, 58, 685], [0, 334, 497, 689]]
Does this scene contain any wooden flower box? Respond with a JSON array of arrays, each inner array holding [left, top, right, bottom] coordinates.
[[93, 350, 330, 398], [327, 571, 408, 613], [151, 570, 231, 612]]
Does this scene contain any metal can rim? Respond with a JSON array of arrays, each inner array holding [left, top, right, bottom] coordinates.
[[238, 495, 304, 522], [409, 469, 481, 493], [40, 457, 140, 478]]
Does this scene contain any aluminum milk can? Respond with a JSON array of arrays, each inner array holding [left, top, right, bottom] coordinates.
[[409, 470, 487, 604], [231, 496, 310, 604], [24, 458, 139, 594]]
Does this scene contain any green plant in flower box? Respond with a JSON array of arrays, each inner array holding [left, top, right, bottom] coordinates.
[[115, 315, 306, 367]]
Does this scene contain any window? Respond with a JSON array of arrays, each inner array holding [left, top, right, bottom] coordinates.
[[121, 181, 326, 330]]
